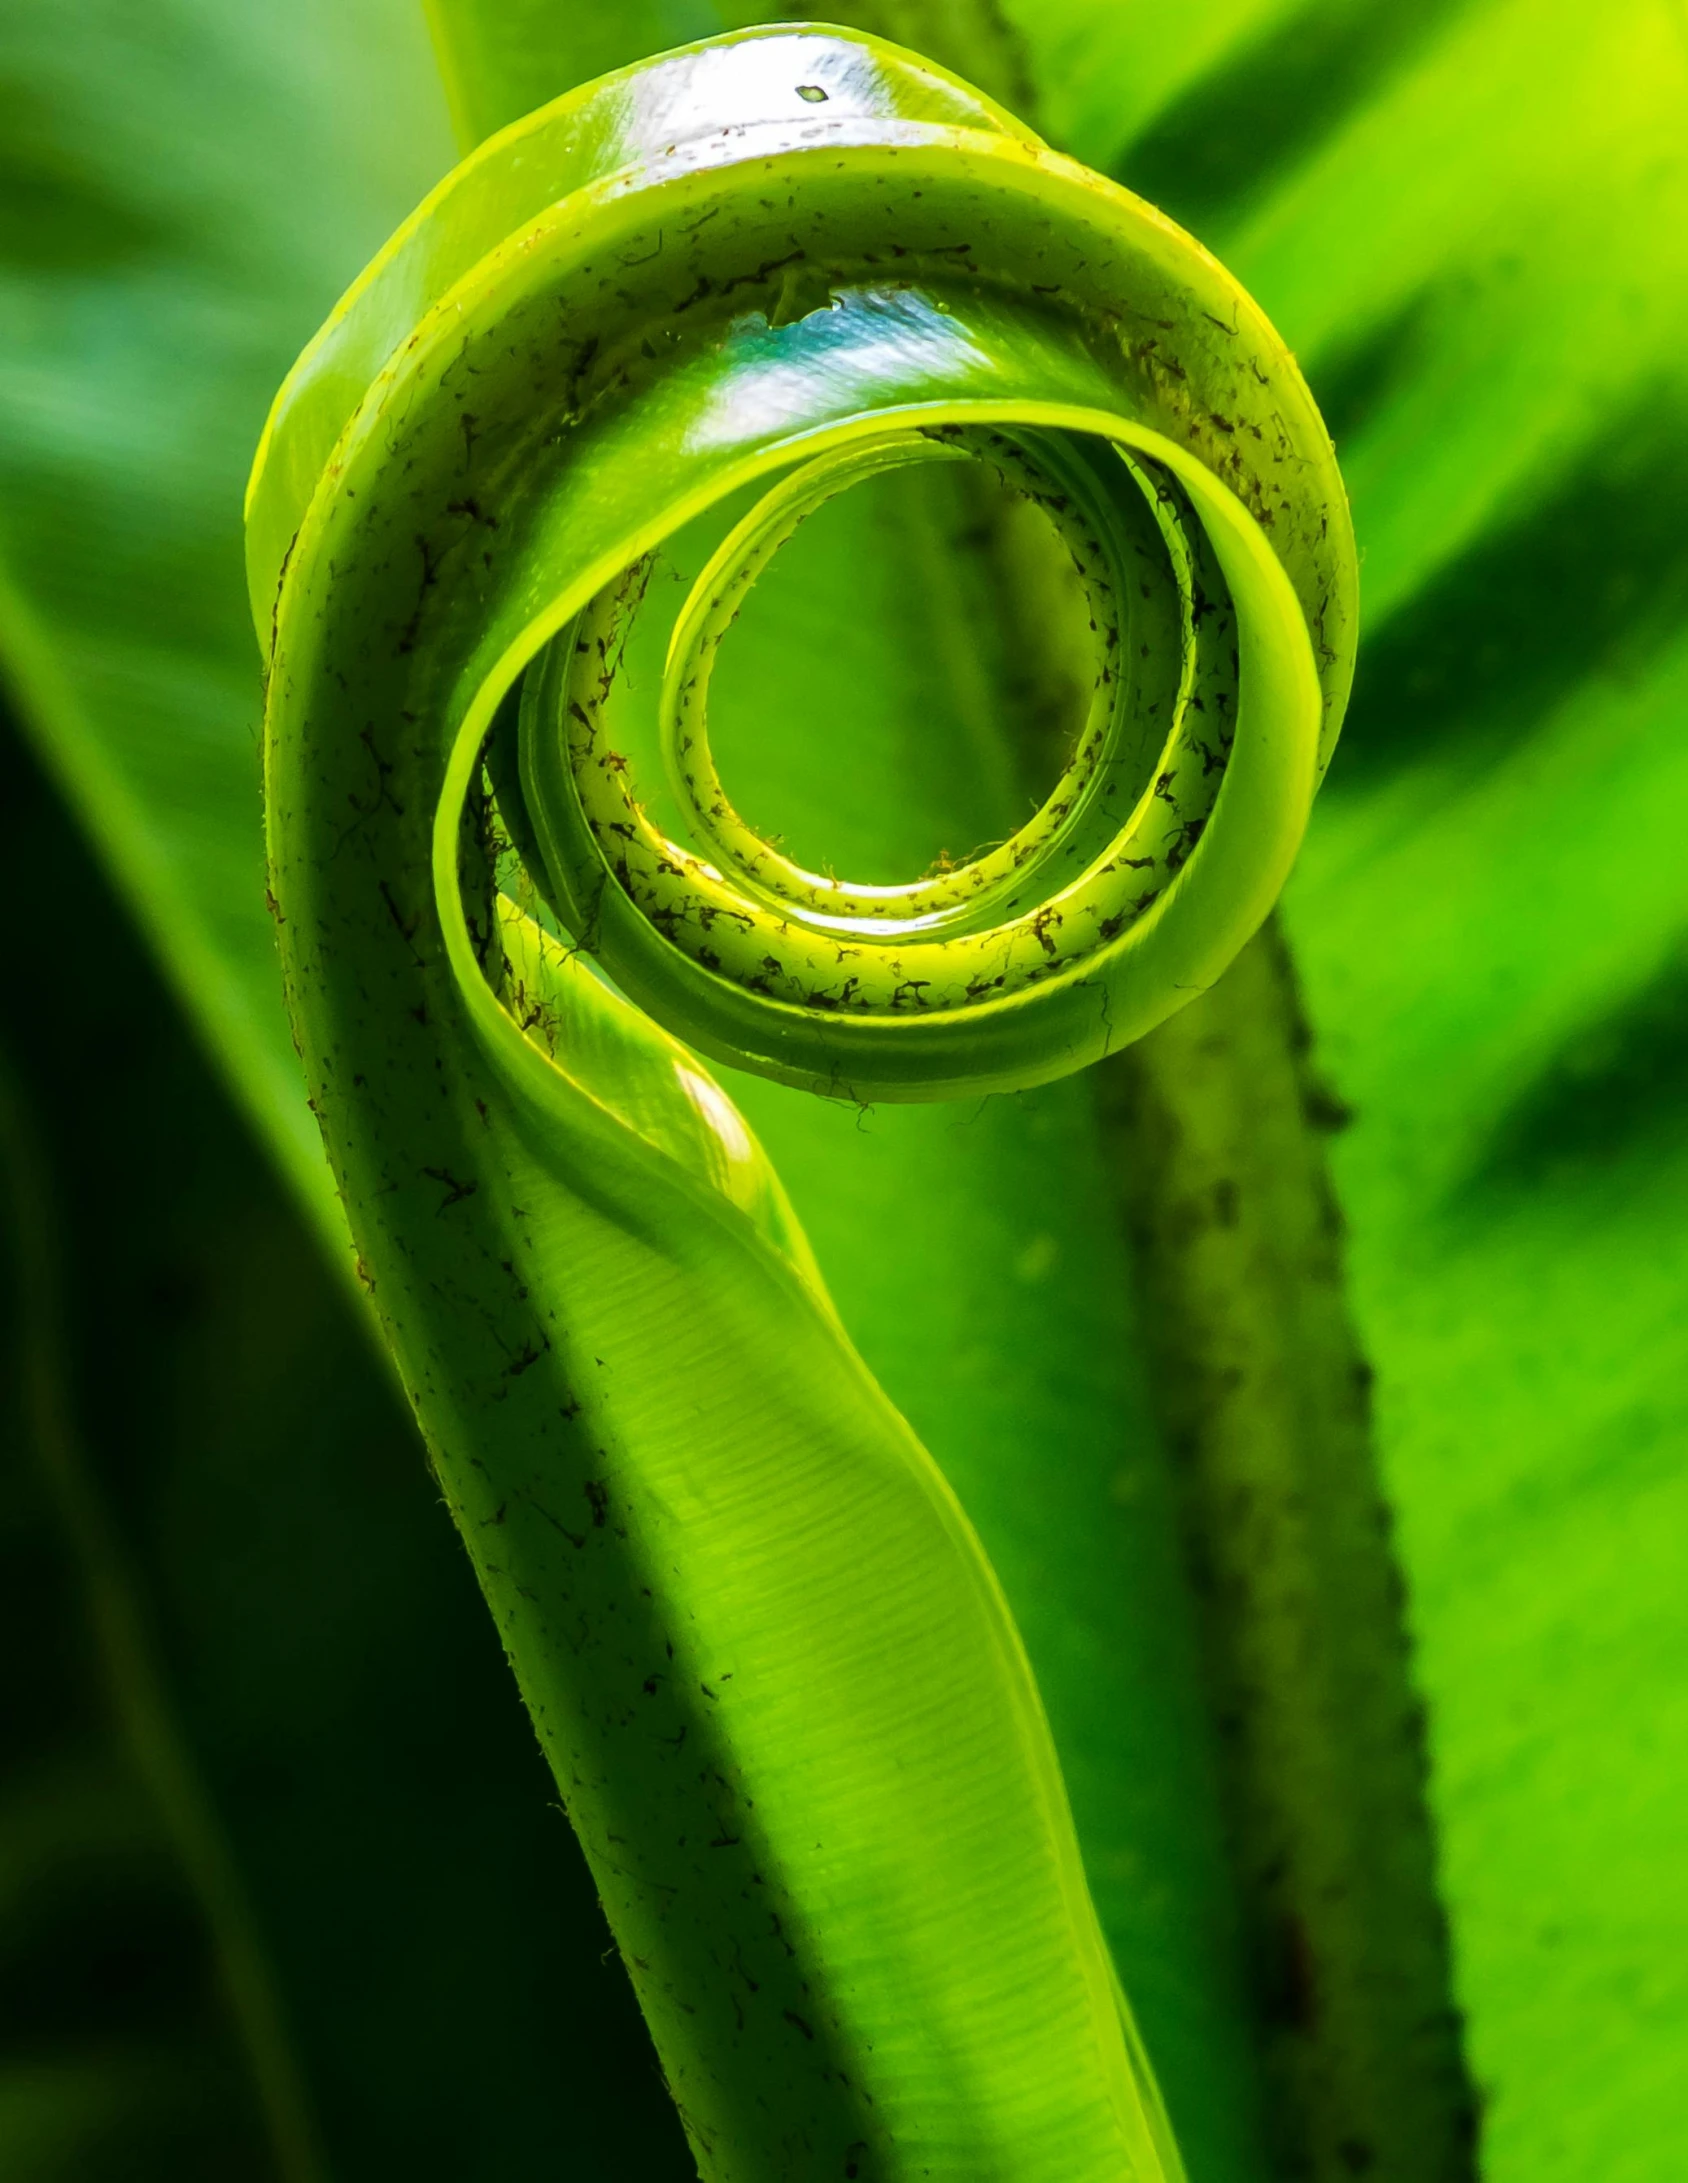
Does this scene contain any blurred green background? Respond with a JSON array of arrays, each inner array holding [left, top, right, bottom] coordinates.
[[1, 2, 1685, 2178]]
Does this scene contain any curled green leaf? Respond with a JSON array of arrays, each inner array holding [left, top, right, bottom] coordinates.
[[250, 24, 1356, 2180]]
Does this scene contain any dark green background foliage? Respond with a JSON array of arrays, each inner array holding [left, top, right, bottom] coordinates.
[[1, 2, 1685, 2179], [0, 700, 688, 2174]]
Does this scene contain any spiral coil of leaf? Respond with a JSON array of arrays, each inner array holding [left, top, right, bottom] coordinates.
[[251, 22, 1355, 1106], [249, 27, 1359, 2180]]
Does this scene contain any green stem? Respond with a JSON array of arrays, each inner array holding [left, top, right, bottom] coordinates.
[[969, 405, 1477, 2172], [1098, 928, 1478, 2182]]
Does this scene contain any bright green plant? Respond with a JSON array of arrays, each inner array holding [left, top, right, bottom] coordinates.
[[252, 21, 1360, 2173], [251, 22, 1353, 2177], [3, 4, 1688, 2183]]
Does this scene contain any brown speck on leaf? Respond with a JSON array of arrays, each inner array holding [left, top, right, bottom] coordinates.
[[420, 1165, 476, 1212]]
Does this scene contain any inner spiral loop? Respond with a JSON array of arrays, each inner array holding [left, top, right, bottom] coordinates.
[[657, 429, 1144, 941], [509, 420, 1244, 1089]]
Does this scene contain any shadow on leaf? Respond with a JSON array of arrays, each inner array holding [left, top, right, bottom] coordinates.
[[0, 75, 166, 270], [1330, 406, 1688, 789], [1114, 0, 1478, 235], [1456, 946, 1688, 1207]]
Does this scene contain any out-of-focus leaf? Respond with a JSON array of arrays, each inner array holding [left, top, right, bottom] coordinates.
[[0, 0, 455, 1246], [0, 699, 691, 2177], [992, 1, 1688, 2177], [0, 1121, 269, 2183]]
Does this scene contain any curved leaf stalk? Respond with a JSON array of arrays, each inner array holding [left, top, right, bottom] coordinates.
[[0, 1053, 325, 2183], [251, 26, 1353, 2178]]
